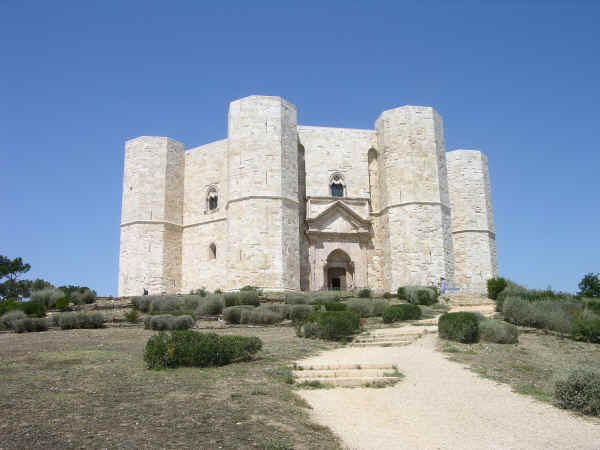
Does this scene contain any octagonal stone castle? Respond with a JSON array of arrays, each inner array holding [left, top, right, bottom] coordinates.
[[118, 95, 497, 296]]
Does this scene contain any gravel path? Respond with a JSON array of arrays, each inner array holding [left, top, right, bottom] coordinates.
[[298, 334, 600, 450]]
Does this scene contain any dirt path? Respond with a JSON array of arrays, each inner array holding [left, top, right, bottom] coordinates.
[[297, 333, 600, 450]]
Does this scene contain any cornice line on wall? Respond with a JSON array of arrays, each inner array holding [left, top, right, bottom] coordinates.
[[452, 229, 496, 239], [370, 201, 451, 216], [227, 195, 299, 206]]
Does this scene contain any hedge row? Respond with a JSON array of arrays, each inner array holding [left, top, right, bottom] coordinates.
[[438, 312, 519, 344], [55, 312, 105, 329], [382, 304, 422, 323], [555, 368, 600, 416], [397, 286, 438, 306], [342, 298, 388, 317], [297, 310, 361, 341], [144, 314, 194, 330], [144, 331, 262, 369]]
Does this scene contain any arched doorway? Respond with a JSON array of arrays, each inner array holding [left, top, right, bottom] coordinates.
[[325, 249, 353, 290]]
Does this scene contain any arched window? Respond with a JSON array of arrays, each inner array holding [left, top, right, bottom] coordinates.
[[330, 173, 345, 197], [209, 243, 216, 259], [207, 187, 218, 212]]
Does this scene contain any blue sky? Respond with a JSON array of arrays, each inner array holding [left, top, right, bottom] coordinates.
[[1, 1, 598, 295]]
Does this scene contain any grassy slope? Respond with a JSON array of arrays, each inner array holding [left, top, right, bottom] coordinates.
[[0, 326, 341, 449]]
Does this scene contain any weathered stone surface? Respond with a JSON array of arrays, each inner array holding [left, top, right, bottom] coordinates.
[[118, 96, 498, 296]]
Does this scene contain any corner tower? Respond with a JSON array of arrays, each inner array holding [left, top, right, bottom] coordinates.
[[226, 96, 300, 291], [375, 106, 455, 291], [118, 136, 184, 296], [447, 150, 497, 293]]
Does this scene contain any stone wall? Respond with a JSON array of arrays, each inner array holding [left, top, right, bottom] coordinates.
[[447, 150, 498, 293]]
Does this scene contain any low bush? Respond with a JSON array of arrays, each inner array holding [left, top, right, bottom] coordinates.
[[190, 287, 208, 297], [438, 312, 480, 343], [123, 309, 140, 323], [358, 288, 371, 298], [266, 304, 291, 319], [583, 298, 600, 314], [223, 290, 260, 307], [240, 307, 284, 325], [70, 288, 97, 305], [555, 368, 600, 416], [496, 281, 574, 313], [55, 297, 69, 311], [144, 330, 263, 369], [324, 302, 347, 312], [299, 310, 361, 341], [343, 298, 388, 317], [222, 306, 255, 324], [131, 295, 211, 315], [383, 292, 395, 299], [31, 288, 65, 308], [290, 304, 312, 323], [309, 292, 341, 304], [571, 317, 600, 343], [382, 304, 422, 323], [285, 293, 311, 305], [1, 310, 26, 330], [195, 295, 224, 316], [12, 317, 48, 333], [20, 300, 47, 317], [503, 297, 576, 334], [56, 312, 105, 329], [479, 319, 519, 344], [0, 299, 19, 316], [397, 286, 438, 306], [144, 314, 194, 331], [487, 277, 508, 300]]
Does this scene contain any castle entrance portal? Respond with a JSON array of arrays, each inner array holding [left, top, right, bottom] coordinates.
[[324, 249, 353, 290]]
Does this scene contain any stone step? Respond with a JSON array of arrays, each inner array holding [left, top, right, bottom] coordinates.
[[293, 368, 390, 378], [351, 341, 413, 348], [354, 334, 420, 342], [296, 376, 399, 387], [293, 362, 396, 371]]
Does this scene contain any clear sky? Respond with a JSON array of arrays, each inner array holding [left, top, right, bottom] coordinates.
[[1, 1, 598, 295]]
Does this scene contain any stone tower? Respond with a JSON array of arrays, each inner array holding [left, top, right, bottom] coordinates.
[[447, 150, 497, 292], [375, 106, 455, 291], [118, 136, 184, 296], [226, 96, 301, 291]]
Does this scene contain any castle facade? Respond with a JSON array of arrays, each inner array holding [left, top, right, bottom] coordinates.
[[118, 95, 497, 296]]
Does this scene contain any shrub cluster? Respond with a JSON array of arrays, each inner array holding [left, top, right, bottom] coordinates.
[[495, 281, 573, 313], [382, 304, 422, 323], [438, 312, 480, 343], [1, 310, 26, 330], [343, 298, 387, 317], [571, 316, 600, 343], [224, 290, 260, 307], [123, 309, 140, 323], [358, 288, 371, 298], [487, 277, 508, 300], [289, 304, 312, 323], [285, 293, 311, 305], [239, 306, 285, 325], [144, 331, 263, 369], [382, 292, 395, 299], [297, 310, 361, 340], [195, 295, 224, 316], [222, 306, 255, 324], [12, 317, 48, 333], [555, 368, 600, 416], [502, 297, 578, 334], [31, 287, 65, 308], [55, 312, 105, 329], [144, 314, 194, 331], [397, 286, 438, 306], [324, 302, 347, 312], [265, 304, 291, 318], [479, 319, 518, 344], [132, 294, 222, 316]]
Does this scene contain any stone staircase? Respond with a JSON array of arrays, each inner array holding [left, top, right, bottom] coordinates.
[[292, 363, 401, 387], [350, 325, 436, 347]]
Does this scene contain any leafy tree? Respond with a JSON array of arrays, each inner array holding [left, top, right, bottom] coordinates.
[[0, 256, 32, 301], [31, 278, 54, 291], [578, 273, 600, 298]]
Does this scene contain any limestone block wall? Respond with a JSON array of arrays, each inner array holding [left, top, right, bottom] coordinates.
[[118, 137, 184, 296], [447, 150, 498, 293], [226, 96, 300, 291], [375, 106, 455, 291]]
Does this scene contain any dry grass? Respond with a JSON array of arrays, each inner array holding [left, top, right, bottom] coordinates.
[[0, 326, 341, 449], [438, 330, 600, 404]]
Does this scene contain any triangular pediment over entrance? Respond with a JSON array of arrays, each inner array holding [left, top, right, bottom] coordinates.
[[306, 201, 371, 235]]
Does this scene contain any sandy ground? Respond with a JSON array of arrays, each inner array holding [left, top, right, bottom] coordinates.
[[297, 334, 600, 450]]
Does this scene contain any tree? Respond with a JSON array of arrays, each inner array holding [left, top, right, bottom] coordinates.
[[0, 255, 32, 301], [578, 272, 600, 298], [31, 278, 54, 291]]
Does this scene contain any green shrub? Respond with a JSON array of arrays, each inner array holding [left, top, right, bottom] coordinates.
[[325, 302, 347, 311], [20, 300, 47, 317], [382, 304, 422, 323], [240, 307, 284, 325], [358, 288, 371, 298], [124, 309, 140, 323], [571, 317, 600, 343], [70, 288, 96, 305], [144, 314, 194, 330], [0, 299, 19, 316], [438, 312, 480, 343], [487, 277, 508, 300], [290, 304, 312, 323], [503, 297, 575, 334], [190, 287, 208, 297], [224, 293, 241, 307], [397, 287, 406, 300], [12, 317, 48, 333], [398, 286, 438, 306], [31, 288, 65, 308], [300, 310, 361, 340], [371, 299, 388, 316], [1, 310, 26, 330], [383, 292, 394, 299], [343, 298, 388, 317], [285, 293, 311, 305], [56, 312, 105, 329], [222, 306, 254, 324], [583, 298, 600, 314], [239, 290, 260, 306], [555, 368, 600, 416], [144, 330, 263, 369], [195, 295, 224, 316], [309, 292, 341, 304], [55, 297, 69, 311], [132, 295, 207, 315], [479, 319, 518, 344], [266, 304, 291, 319]]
